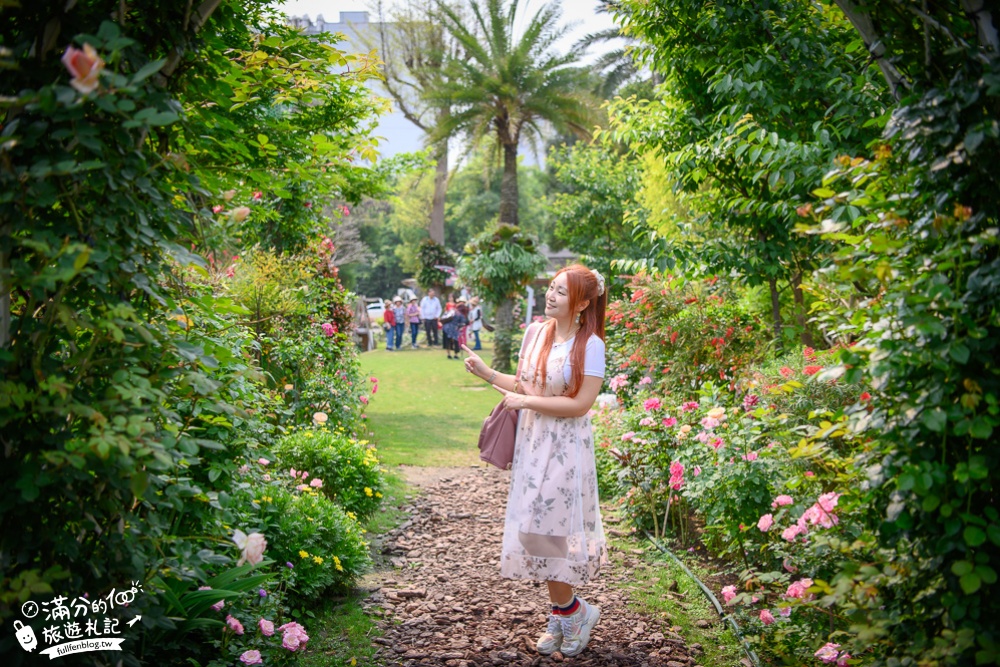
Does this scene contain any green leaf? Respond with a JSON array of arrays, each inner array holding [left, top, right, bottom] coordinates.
[[952, 560, 974, 576], [969, 418, 993, 440], [132, 59, 166, 83], [960, 572, 982, 594], [921, 408, 947, 432], [948, 344, 971, 364], [965, 526, 987, 547]]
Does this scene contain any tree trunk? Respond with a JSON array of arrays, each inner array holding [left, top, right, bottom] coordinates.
[[768, 276, 783, 349], [0, 247, 9, 349], [499, 140, 519, 227], [792, 271, 814, 347], [960, 0, 1000, 52], [429, 140, 448, 245], [492, 297, 515, 374], [832, 0, 909, 100]]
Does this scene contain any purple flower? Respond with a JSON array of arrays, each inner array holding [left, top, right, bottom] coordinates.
[[258, 589, 267, 598]]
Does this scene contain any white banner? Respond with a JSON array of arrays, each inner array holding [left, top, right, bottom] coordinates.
[[39, 638, 124, 659]]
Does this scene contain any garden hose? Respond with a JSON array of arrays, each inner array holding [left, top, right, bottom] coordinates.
[[642, 531, 762, 667]]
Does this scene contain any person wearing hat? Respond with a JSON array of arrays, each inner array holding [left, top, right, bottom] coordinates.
[[406, 297, 421, 349], [391, 296, 407, 351], [442, 298, 469, 360]]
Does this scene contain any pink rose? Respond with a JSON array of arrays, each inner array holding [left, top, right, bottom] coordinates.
[[61, 44, 104, 93], [662, 416, 677, 427], [700, 417, 720, 429], [721, 585, 737, 604], [681, 401, 699, 412], [771, 495, 793, 508], [785, 578, 813, 599], [230, 206, 251, 222], [815, 643, 841, 663], [322, 322, 336, 337], [257, 457, 270, 466], [693, 465, 701, 476], [310, 478, 323, 488], [757, 513, 774, 532], [638, 376, 653, 385], [259, 618, 274, 636], [837, 653, 851, 666], [639, 417, 655, 426], [226, 614, 244, 635], [212, 205, 224, 214], [252, 191, 263, 200], [817, 492, 840, 513], [780, 606, 792, 617], [232, 529, 267, 566], [781, 524, 804, 541], [239, 650, 262, 665], [759, 609, 775, 625]]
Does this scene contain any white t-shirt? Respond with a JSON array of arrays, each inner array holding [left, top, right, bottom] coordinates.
[[519, 324, 606, 384]]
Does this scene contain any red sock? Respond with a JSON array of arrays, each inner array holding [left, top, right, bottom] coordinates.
[[552, 597, 580, 616]]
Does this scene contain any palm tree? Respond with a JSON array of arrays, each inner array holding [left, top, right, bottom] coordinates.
[[431, 0, 596, 227]]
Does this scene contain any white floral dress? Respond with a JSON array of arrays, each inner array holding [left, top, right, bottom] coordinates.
[[500, 324, 607, 585]]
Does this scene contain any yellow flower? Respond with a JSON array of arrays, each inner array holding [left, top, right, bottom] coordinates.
[[312, 556, 324, 565], [375, 492, 383, 498], [333, 556, 344, 572], [364, 487, 373, 497], [346, 511, 357, 520], [299, 550, 309, 559]]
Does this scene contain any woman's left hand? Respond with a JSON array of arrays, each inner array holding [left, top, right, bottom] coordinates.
[[492, 384, 527, 411]]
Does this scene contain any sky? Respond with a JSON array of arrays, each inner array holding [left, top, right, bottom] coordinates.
[[270, 0, 621, 51]]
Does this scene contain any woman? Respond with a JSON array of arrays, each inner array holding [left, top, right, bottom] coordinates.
[[382, 297, 397, 351], [468, 296, 484, 350], [406, 297, 421, 349], [442, 301, 468, 360], [462, 264, 607, 658], [391, 296, 407, 351]]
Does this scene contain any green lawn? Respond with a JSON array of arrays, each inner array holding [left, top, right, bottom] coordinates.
[[359, 340, 500, 467]]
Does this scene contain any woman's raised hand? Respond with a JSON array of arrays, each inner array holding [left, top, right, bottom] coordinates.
[[461, 344, 487, 377]]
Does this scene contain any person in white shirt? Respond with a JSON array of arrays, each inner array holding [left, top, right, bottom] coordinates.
[[462, 264, 608, 659], [419, 289, 442, 347], [468, 296, 484, 350]]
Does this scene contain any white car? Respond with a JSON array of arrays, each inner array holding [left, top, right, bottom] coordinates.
[[366, 298, 385, 324]]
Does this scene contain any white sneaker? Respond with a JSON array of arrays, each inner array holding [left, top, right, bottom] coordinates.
[[535, 614, 563, 655], [558, 599, 600, 657]]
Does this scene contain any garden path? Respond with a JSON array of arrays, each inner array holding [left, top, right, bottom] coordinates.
[[359, 466, 709, 667]]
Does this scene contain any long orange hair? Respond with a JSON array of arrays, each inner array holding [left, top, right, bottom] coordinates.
[[530, 264, 607, 397]]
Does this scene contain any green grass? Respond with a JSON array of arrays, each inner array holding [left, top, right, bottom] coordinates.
[[360, 341, 501, 467], [605, 517, 745, 667]]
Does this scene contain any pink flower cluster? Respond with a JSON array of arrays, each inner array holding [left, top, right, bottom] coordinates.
[[662, 416, 677, 427], [815, 642, 851, 665], [321, 322, 336, 337], [278, 621, 309, 651], [721, 585, 737, 604], [668, 461, 685, 490], [290, 468, 324, 489], [609, 374, 629, 391], [680, 401, 699, 412], [781, 492, 841, 541], [784, 578, 814, 599], [226, 615, 244, 635], [638, 376, 653, 385], [643, 397, 662, 411]]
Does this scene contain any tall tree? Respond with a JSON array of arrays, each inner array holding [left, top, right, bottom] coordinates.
[[361, 0, 462, 244], [431, 0, 596, 227]]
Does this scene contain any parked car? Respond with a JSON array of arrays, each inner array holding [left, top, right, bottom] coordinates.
[[366, 298, 385, 324]]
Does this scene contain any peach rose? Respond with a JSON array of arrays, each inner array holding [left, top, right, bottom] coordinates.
[[230, 206, 251, 222], [62, 44, 104, 94], [232, 529, 267, 566]]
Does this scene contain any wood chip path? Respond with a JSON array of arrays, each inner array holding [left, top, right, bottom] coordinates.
[[361, 467, 706, 667]]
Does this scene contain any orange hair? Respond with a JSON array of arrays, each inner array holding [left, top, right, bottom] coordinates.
[[530, 264, 607, 397]]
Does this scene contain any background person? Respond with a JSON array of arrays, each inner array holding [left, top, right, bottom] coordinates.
[[419, 289, 442, 347], [468, 296, 484, 350], [461, 264, 607, 658], [406, 297, 421, 349], [391, 296, 407, 351], [382, 297, 397, 350]]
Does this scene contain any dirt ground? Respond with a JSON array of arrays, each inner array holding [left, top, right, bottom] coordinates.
[[360, 466, 708, 667]]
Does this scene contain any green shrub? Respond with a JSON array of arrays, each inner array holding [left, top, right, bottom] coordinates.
[[272, 427, 385, 519], [235, 481, 371, 598]]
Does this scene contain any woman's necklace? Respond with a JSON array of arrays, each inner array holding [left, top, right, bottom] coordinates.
[[554, 324, 580, 345]]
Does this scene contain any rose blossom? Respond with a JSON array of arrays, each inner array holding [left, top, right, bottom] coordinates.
[[721, 585, 737, 604], [743, 451, 758, 461], [310, 477, 323, 488], [239, 650, 262, 665], [785, 578, 813, 599], [230, 206, 251, 222], [817, 492, 840, 513], [700, 417, 720, 429], [226, 615, 244, 635], [638, 376, 652, 385], [757, 513, 774, 532], [780, 606, 792, 617], [62, 44, 105, 93], [759, 609, 775, 625], [782, 524, 805, 541], [232, 529, 267, 566], [837, 653, 852, 666], [679, 424, 692, 434], [771, 495, 793, 508], [259, 618, 274, 636], [321, 322, 336, 337], [706, 406, 726, 420], [639, 417, 654, 426], [681, 401, 699, 412], [815, 643, 841, 663], [313, 411, 328, 424], [662, 416, 677, 427], [643, 397, 662, 411]]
